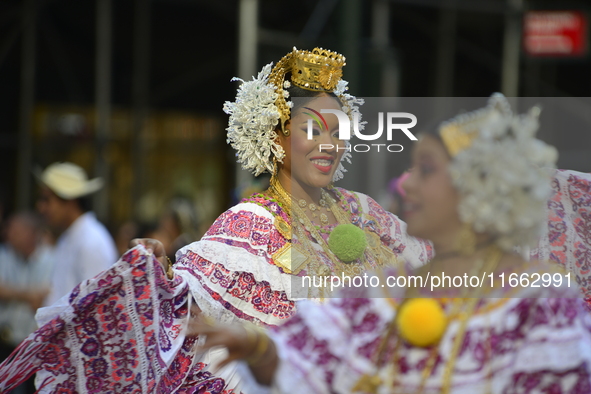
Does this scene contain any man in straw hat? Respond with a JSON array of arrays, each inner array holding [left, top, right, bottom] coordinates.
[[35, 162, 117, 306]]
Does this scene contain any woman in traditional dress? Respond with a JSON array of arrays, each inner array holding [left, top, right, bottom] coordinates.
[[0, 47, 432, 393], [190, 94, 591, 393]]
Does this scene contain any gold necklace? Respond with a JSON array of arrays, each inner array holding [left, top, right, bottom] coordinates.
[[268, 177, 368, 279], [298, 195, 330, 225]]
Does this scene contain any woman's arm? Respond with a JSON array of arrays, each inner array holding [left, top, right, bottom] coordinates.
[[187, 316, 279, 386]]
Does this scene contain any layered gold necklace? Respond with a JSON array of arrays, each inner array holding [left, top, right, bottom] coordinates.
[[297, 193, 330, 225], [268, 176, 368, 279]]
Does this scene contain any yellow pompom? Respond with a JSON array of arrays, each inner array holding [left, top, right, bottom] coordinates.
[[396, 298, 447, 347]]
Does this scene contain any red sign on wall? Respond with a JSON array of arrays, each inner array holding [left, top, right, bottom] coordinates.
[[524, 11, 588, 57]]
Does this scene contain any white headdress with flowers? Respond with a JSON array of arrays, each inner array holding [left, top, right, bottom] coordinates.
[[440, 93, 558, 251], [223, 47, 364, 181]]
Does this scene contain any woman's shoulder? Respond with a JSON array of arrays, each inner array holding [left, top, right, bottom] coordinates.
[[189, 194, 287, 245], [547, 168, 591, 212], [550, 168, 591, 183], [206, 193, 288, 223], [332, 187, 386, 215], [333, 187, 369, 203], [332, 187, 403, 232], [232, 193, 283, 214]]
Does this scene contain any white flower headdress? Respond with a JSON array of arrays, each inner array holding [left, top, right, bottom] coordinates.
[[223, 47, 364, 181], [440, 93, 558, 251]]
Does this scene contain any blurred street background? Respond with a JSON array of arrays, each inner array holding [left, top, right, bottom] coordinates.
[[0, 0, 590, 236]]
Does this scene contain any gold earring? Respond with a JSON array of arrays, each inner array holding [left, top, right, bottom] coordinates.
[[282, 128, 290, 136], [455, 223, 476, 256], [270, 156, 279, 183]]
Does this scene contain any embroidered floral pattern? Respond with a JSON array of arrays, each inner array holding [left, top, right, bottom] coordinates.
[[536, 170, 591, 305], [271, 285, 591, 393], [0, 247, 203, 393]]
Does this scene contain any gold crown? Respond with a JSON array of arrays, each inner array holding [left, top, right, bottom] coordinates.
[[269, 47, 347, 133], [438, 100, 505, 157], [291, 48, 346, 91], [439, 123, 479, 157]]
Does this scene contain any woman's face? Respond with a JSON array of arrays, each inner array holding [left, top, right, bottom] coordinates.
[[278, 94, 345, 190], [402, 135, 462, 242]]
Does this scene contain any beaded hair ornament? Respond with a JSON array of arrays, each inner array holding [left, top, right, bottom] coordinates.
[[223, 47, 364, 181], [439, 93, 558, 251]]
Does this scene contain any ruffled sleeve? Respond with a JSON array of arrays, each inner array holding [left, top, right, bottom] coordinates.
[[174, 201, 297, 328], [504, 284, 591, 393], [268, 295, 393, 394], [0, 246, 199, 393], [533, 169, 591, 301]]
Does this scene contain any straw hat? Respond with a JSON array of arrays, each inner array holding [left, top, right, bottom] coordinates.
[[36, 162, 104, 200]]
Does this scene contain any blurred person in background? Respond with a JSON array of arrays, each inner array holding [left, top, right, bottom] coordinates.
[[115, 220, 140, 256], [35, 162, 117, 306], [126, 197, 201, 263], [0, 212, 53, 394], [151, 197, 201, 263]]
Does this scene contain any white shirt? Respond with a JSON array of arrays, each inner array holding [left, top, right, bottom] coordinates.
[[0, 244, 54, 345], [45, 212, 117, 306]]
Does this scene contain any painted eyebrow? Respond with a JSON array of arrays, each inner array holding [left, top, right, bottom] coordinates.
[[296, 121, 339, 133], [303, 107, 329, 130]]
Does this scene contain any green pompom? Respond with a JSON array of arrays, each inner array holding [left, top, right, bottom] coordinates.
[[328, 224, 367, 263]]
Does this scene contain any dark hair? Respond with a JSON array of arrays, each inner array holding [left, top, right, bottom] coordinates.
[[271, 75, 343, 137], [416, 119, 453, 158], [56, 194, 93, 213], [284, 73, 341, 115], [76, 195, 93, 213]]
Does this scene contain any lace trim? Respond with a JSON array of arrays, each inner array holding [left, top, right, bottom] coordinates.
[[179, 241, 294, 293], [533, 169, 591, 299], [176, 269, 288, 327]]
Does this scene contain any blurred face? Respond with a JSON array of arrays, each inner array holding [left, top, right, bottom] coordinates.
[[403, 135, 462, 242], [278, 94, 345, 190], [6, 217, 38, 258], [37, 186, 72, 232]]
